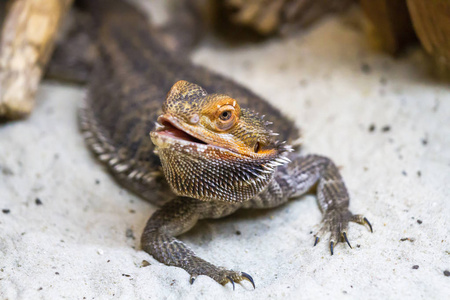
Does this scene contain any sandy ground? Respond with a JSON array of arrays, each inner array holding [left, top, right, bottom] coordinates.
[[1, 2, 449, 300]]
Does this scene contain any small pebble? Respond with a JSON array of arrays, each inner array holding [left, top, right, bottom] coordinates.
[[368, 124, 376, 132], [126, 228, 135, 240], [444, 270, 450, 277], [361, 63, 371, 74], [235, 230, 241, 235], [412, 265, 419, 270], [382, 125, 391, 132], [400, 237, 415, 242], [1, 166, 14, 176], [35, 198, 43, 205], [142, 260, 151, 267], [2, 209, 10, 214], [417, 220, 422, 224]]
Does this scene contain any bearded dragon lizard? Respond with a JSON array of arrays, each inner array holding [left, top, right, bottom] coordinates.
[[71, 0, 372, 289]]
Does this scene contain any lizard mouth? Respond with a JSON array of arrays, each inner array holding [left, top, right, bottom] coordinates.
[[152, 115, 208, 146]]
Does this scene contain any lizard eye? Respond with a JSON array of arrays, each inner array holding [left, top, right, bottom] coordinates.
[[220, 111, 232, 121], [215, 105, 237, 131]]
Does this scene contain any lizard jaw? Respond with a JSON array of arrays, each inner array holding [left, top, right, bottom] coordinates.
[[152, 115, 207, 145], [151, 115, 228, 153]]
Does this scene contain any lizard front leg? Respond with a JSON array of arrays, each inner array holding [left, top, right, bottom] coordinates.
[[285, 154, 372, 254], [246, 154, 372, 254], [141, 197, 255, 289]]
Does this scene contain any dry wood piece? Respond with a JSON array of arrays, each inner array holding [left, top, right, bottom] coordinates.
[[0, 0, 74, 120], [359, 0, 416, 54], [226, 0, 355, 35], [0, 2, 8, 28], [407, 0, 450, 78]]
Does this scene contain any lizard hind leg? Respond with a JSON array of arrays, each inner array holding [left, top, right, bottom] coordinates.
[[141, 197, 255, 289]]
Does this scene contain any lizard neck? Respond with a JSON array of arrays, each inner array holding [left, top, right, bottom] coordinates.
[[241, 161, 298, 209], [157, 142, 289, 203]]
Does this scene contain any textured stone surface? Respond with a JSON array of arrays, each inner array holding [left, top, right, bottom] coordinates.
[[0, 4, 449, 300]]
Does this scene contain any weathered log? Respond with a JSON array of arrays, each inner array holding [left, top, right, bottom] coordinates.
[[225, 0, 355, 35], [0, 0, 74, 120], [407, 0, 450, 78], [359, 0, 416, 54]]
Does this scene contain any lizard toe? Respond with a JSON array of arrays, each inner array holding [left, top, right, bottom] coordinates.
[[216, 270, 255, 290], [226, 276, 235, 290], [189, 275, 197, 285]]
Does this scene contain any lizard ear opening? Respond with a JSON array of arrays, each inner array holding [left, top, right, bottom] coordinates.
[[254, 142, 260, 153]]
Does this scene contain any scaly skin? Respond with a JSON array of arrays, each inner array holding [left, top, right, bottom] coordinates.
[[77, 0, 372, 288]]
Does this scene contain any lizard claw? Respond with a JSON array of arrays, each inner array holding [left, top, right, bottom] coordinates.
[[343, 232, 352, 249], [241, 272, 256, 289], [330, 241, 334, 255], [227, 276, 235, 290], [351, 214, 373, 233], [313, 236, 319, 247], [364, 217, 373, 233], [189, 268, 254, 289]]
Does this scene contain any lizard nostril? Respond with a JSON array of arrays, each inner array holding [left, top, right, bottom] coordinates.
[[189, 114, 199, 124]]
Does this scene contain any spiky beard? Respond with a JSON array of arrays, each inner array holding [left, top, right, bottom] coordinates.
[[156, 141, 292, 203]]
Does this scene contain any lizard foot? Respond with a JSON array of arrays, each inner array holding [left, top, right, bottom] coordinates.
[[313, 209, 372, 255], [189, 269, 255, 290]]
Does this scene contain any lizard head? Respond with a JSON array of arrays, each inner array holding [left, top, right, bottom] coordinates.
[[151, 80, 291, 203]]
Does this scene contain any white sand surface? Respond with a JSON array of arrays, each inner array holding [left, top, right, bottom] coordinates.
[[1, 2, 449, 299]]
